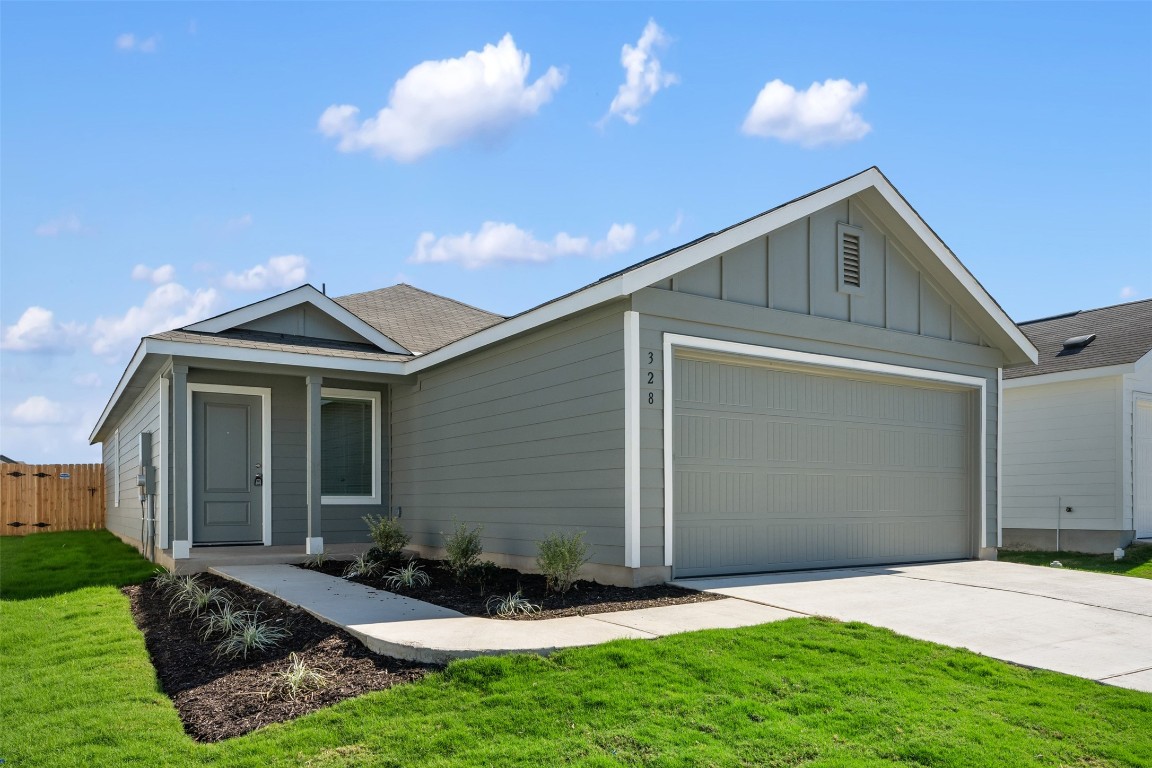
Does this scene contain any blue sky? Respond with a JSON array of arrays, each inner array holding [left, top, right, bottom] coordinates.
[[2, 2, 1150, 462]]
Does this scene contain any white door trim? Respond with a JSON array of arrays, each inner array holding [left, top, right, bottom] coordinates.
[[661, 332, 988, 569], [187, 383, 273, 546], [624, 311, 642, 568]]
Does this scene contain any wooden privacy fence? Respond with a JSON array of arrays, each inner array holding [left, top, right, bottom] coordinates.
[[0, 464, 104, 535]]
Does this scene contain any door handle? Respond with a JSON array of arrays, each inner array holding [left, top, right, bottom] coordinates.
[[254, 474, 263, 487]]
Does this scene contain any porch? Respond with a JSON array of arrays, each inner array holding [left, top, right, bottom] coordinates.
[[158, 541, 371, 574]]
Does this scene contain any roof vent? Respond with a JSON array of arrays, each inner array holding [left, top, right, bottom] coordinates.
[[1062, 333, 1096, 349]]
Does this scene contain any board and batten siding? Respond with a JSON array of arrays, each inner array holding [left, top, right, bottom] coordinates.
[[631, 196, 1004, 562], [1002, 376, 1122, 532], [104, 372, 163, 546], [185, 369, 387, 546], [390, 302, 627, 566]]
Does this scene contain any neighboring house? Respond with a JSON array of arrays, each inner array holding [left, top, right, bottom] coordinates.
[[1001, 299, 1152, 552], [90, 167, 1037, 584]]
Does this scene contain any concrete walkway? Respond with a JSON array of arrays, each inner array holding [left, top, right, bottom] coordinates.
[[675, 560, 1152, 693], [210, 565, 798, 664], [212, 561, 1152, 693]]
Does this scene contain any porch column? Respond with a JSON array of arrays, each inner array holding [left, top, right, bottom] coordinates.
[[170, 364, 190, 559], [305, 374, 324, 554]]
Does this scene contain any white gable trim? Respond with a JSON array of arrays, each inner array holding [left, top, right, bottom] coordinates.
[[186, 285, 410, 355]]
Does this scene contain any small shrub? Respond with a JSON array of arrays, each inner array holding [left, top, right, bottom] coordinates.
[[199, 603, 259, 641], [301, 552, 328, 569], [166, 575, 204, 616], [266, 653, 329, 701], [486, 590, 540, 618], [443, 521, 484, 583], [471, 560, 501, 596], [182, 586, 233, 617], [363, 514, 410, 558], [536, 531, 591, 596], [343, 552, 386, 580], [216, 617, 289, 659], [151, 567, 183, 595], [381, 562, 432, 590]]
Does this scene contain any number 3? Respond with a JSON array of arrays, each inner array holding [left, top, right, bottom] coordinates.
[[647, 351, 654, 364]]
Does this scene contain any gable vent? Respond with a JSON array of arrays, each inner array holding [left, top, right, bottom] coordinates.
[[841, 232, 861, 286], [836, 222, 865, 294]]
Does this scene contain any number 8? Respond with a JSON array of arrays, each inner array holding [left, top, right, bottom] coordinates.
[[648, 392, 654, 405]]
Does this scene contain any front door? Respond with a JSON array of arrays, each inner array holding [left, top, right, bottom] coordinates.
[[192, 391, 263, 544]]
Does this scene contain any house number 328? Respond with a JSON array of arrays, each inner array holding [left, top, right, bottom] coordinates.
[[645, 351, 656, 405]]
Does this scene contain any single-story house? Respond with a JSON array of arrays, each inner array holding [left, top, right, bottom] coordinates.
[[90, 167, 1037, 584], [1001, 299, 1152, 552]]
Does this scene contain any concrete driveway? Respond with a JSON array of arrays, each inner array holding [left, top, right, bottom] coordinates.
[[675, 560, 1152, 693]]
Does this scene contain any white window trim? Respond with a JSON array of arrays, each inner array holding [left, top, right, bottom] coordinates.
[[661, 333, 988, 571], [320, 387, 382, 506], [186, 383, 273, 546]]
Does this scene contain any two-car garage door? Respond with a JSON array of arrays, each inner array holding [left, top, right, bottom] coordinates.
[[673, 353, 976, 578]]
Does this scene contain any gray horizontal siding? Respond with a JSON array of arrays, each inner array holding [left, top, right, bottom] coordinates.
[[105, 374, 162, 546], [391, 303, 627, 565]]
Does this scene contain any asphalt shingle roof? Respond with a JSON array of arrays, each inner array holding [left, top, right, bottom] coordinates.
[[334, 284, 505, 355], [1005, 298, 1152, 379]]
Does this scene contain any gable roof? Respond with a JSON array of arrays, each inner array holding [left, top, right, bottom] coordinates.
[[1004, 298, 1152, 380], [91, 167, 1037, 443], [185, 284, 412, 355], [334, 284, 505, 355]]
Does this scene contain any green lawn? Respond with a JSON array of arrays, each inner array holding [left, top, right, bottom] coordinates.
[[998, 544, 1152, 580], [2, 532, 1150, 767], [0, 530, 158, 599]]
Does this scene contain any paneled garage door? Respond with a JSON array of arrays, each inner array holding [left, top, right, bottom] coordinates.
[[673, 354, 974, 578]]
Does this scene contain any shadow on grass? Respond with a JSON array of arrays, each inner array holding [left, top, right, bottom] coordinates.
[[0, 529, 157, 599]]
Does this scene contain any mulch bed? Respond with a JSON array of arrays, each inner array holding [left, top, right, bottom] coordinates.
[[125, 573, 435, 742], [304, 555, 725, 620]]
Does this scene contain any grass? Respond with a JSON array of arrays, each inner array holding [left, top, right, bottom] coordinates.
[[2, 530, 1151, 767], [0, 530, 158, 599], [998, 544, 1152, 580]]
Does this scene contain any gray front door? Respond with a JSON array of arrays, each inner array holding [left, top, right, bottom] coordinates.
[[192, 391, 263, 544]]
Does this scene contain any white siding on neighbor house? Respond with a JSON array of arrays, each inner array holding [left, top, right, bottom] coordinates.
[[390, 302, 627, 565], [1123, 362, 1152, 533], [104, 372, 163, 546], [1002, 375, 1122, 532]]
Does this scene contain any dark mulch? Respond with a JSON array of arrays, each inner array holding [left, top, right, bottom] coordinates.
[[126, 573, 436, 742], [304, 555, 725, 620]]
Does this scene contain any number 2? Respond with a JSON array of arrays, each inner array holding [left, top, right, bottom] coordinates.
[[647, 371, 654, 384]]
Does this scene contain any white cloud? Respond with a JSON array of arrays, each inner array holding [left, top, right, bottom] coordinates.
[[116, 33, 158, 53], [1, 307, 83, 352], [319, 34, 564, 162], [222, 255, 308, 291], [73, 372, 103, 388], [410, 221, 636, 269], [10, 396, 69, 426], [644, 229, 661, 244], [34, 213, 89, 237], [91, 283, 220, 357], [131, 264, 176, 285], [1120, 286, 1139, 300], [669, 210, 684, 235], [225, 213, 254, 233], [603, 19, 678, 126], [741, 78, 871, 147]]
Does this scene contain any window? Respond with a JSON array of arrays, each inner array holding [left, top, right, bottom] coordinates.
[[837, 222, 865, 295], [320, 388, 381, 504]]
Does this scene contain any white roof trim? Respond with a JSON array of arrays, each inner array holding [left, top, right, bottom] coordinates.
[[93, 169, 1038, 441], [185, 284, 410, 355], [88, 337, 407, 443], [411, 168, 1036, 372], [1001, 364, 1132, 389]]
